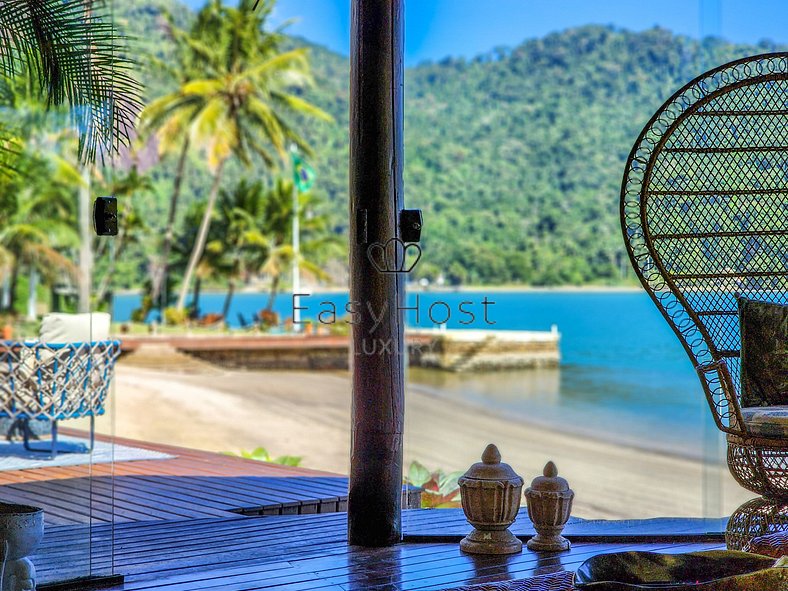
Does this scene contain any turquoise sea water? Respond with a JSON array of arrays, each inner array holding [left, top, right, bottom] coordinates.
[[112, 290, 719, 460]]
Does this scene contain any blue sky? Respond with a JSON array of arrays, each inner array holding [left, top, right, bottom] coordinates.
[[181, 0, 788, 65]]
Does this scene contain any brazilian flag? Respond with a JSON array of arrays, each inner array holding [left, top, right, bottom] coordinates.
[[291, 149, 316, 193]]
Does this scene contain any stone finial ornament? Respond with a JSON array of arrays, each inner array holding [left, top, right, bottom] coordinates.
[[524, 461, 574, 552], [0, 504, 43, 591], [458, 444, 524, 555]]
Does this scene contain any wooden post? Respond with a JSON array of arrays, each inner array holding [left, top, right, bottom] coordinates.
[[348, 0, 405, 547]]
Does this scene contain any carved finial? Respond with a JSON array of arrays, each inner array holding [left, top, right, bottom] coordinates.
[[482, 443, 501, 464], [544, 461, 558, 478]]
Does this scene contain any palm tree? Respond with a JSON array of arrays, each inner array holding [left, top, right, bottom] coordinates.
[[0, 64, 87, 314], [0, 1, 142, 165], [137, 5, 223, 307], [212, 178, 339, 323], [216, 179, 272, 321], [171, 201, 227, 320], [232, 178, 339, 314], [140, 0, 332, 313], [0, 154, 80, 315], [0, 67, 99, 318], [0, 3, 142, 316]]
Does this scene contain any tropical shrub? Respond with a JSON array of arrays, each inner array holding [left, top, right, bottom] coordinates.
[[131, 295, 155, 323], [405, 460, 463, 509], [227, 447, 302, 467], [163, 307, 187, 326]]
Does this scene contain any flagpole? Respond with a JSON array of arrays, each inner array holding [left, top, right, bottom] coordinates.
[[291, 145, 301, 332]]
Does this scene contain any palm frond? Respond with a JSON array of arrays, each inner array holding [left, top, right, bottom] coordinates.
[[270, 91, 334, 122], [0, 124, 22, 176], [0, 244, 15, 271], [27, 242, 77, 281], [0, 0, 143, 163], [181, 79, 223, 96], [239, 48, 309, 82]]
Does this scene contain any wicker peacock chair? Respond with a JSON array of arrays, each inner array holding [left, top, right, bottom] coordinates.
[[620, 53, 788, 548]]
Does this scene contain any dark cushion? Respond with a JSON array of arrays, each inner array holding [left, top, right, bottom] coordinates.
[[739, 297, 788, 408]]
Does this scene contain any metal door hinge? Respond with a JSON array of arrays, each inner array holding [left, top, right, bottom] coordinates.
[[93, 196, 118, 236], [400, 209, 422, 243]]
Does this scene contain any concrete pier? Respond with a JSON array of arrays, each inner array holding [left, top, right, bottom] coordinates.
[[119, 328, 560, 372], [408, 327, 560, 371]]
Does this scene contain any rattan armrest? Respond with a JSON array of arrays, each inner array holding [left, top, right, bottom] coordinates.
[[696, 360, 746, 436]]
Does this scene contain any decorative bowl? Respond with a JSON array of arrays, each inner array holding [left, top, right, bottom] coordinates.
[[0, 504, 44, 560], [574, 550, 788, 590]]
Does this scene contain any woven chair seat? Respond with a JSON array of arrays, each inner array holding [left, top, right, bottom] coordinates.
[[0, 340, 120, 421], [741, 407, 788, 439]]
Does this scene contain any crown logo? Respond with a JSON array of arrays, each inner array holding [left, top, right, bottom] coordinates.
[[367, 238, 422, 274]]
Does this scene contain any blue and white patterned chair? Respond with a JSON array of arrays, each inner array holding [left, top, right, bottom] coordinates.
[[0, 314, 120, 457]]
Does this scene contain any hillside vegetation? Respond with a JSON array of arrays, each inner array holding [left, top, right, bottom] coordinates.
[[120, 1, 783, 286]]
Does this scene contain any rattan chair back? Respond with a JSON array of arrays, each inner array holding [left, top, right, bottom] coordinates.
[[621, 53, 788, 436]]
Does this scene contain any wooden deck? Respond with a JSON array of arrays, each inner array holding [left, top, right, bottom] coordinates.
[[32, 512, 726, 590], [0, 433, 348, 525], [0, 434, 730, 590]]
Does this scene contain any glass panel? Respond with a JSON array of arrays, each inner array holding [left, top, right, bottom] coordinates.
[[401, 0, 778, 534], [0, 2, 131, 584], [0, 113, 96, 578], [0, 105, 102, 585], [698, 0, 726, 525], [85, 188, 120, 582], [103, 0, 351, 543]]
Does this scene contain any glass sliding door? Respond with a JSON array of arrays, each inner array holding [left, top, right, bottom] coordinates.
[[400, 0, 773, 535], [95, 0, 360, 552], [0, 140, 107, 586], [0, 0, 141, 584]]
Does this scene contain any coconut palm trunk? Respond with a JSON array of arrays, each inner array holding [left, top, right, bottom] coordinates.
[[77, 166, 92, 313], [153, 137, 190, 306], [95, 231, 129, 305], [191, 277, 202, 318], [222, 279, 235, 322], [265, 274, 280, 313], [1, 273, 10, 310], [176, 159, 226, 311], [7, 259, 19, 313], [26, 266, 38, 320]]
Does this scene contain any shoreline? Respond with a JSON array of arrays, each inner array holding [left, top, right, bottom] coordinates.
[[104, 364, 751, 520], [406, 379, 723, 466], [113, 284, 644, 296]]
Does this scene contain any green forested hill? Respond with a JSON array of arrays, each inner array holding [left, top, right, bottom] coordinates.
[[117, 2, 785, 286]]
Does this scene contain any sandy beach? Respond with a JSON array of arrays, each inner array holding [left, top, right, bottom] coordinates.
[[99, 361, 753, 520]]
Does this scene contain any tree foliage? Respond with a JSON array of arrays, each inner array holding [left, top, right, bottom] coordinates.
[[119, 3, 785, 287], [287, 26, 783, 286]]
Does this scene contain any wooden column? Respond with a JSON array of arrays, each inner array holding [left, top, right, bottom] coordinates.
[[348, 0, 405, 547]]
